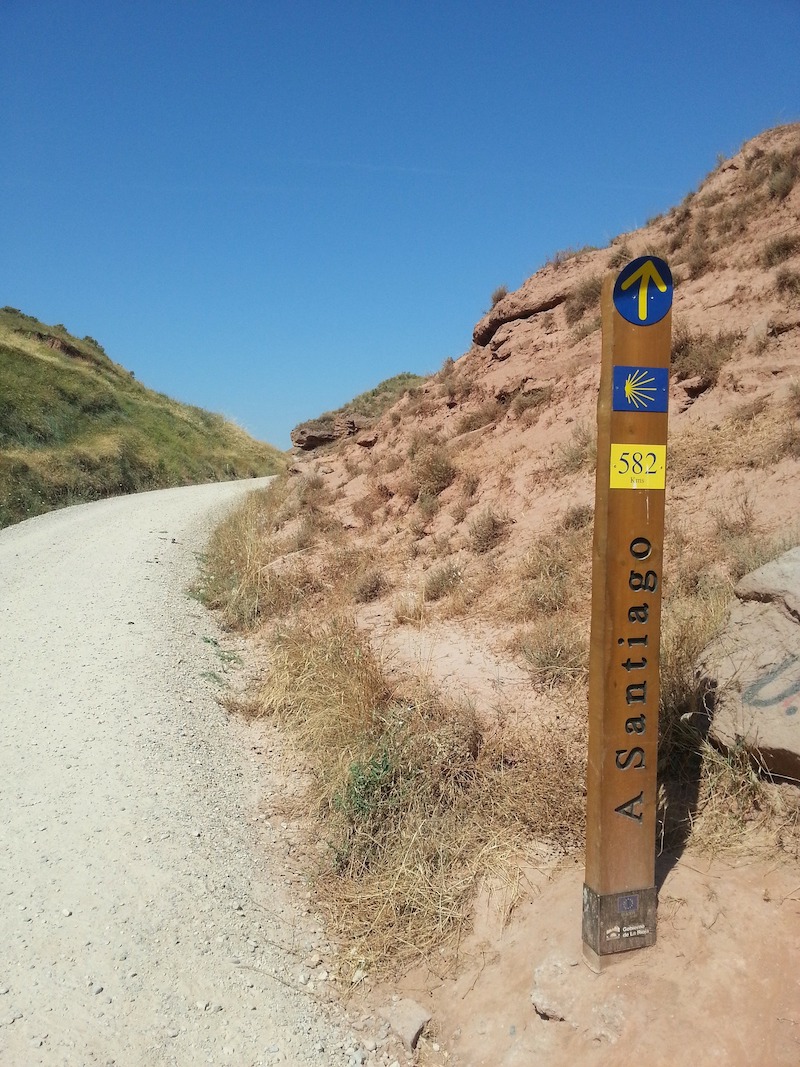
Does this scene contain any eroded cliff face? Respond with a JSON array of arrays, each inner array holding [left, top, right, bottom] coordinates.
[[281, 122, 800, 695]]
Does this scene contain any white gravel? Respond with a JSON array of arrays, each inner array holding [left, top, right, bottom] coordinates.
[[0, 481, 368, 1066]]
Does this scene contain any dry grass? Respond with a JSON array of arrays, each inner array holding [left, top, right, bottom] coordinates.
[[510, 527, 590, 619], [670, 398, 800, 481], [671, 322, 739, 386], [776, 267, 800, 298], [511, 616, 589, 687], [393, 591, 425, 625], [423, 560, 463, 602], [351, 485, 386, 527], [608, 244, 632, 269], [454, 400, 503, 435], [352, 566, 390, 604], [198, 478, 327, 628], [406, 438, 457, 500], [761, 234, 800, 267], [561, 502, 593, 529], [251, 616, 585, 971], [555, 421, 596, 473], [200, 426, 800, 977], [564, 275, 602, 325], [468, 507, 510, 553], [511, 385, 552, 420]]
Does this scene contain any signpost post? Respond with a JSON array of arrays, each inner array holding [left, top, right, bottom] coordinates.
[[582, 256, 673, 970]]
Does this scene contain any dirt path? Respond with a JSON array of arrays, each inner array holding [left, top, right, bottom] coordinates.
[[0, 482, 363, 1066]]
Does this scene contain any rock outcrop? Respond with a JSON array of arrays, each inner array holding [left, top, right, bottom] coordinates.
[[290, 415, 372, 451], [697, 547, 800, 778]]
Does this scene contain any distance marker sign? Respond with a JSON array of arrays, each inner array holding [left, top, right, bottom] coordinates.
[[583, 257, 672, 969]]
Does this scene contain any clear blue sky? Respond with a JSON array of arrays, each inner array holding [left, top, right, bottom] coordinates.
[[3, 1, 799, 449]]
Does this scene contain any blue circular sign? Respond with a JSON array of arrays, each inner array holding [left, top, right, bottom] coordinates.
[[613, 256, 673, 326]]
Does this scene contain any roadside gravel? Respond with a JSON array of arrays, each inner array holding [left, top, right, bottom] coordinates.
[[0, 481, 373, 1067]]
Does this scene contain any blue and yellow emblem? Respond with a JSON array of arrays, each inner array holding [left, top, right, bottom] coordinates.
[[612, 366, 668, 413], [613, 256, 673, 326]]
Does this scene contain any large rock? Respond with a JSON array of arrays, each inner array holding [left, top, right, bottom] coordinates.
[[697, 547, 800, 777], [290, 420, 339, 450], [473, 285, 568, 347], [290, 414, 372, 451]]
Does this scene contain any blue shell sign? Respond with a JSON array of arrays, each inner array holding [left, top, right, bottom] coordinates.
[[612, 366, 669, 413], [613, 257, 673, 326]]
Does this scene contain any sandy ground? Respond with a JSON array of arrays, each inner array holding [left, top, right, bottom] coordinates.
[[0, 482, 370, 1067]]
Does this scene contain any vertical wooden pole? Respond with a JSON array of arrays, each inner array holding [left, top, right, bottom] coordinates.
[[583, 257, 672, 969]]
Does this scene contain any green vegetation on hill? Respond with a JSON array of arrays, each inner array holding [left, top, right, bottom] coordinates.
[[0, 308, 285, 528], [300, 372, 427, 430]]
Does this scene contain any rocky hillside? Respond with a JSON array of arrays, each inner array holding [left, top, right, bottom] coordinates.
[[206, 123, 800, 1067], [295, 122, 800, 593], [0, 308, 285, 527]]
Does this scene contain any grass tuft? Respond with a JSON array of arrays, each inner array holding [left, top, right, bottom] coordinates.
[[468, 507, 509, 553], [671, 322, 738, 386], [556, 422, 596, 473], [761, 234, 800, 267], [564, 276, 602, 325]]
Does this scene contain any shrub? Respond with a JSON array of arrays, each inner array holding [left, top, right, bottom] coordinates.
[[511, 386, 552, 419], [468, 507, 509, 553], [411, 443, 456, 498], [761, 234, 800, 267], [608, 244, 632, 270], [564, 276, 602, 325], [776, 268, 800, 297], [454, 400, 502, 435], [556, 422, 596, 473], [352, 567, 389, 603], [424, 561, 462, 602], [671, 323, 738, 385], [490, 284, 509, 306]]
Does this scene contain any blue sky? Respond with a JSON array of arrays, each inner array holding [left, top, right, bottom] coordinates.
[[2, 1, 799, 449]]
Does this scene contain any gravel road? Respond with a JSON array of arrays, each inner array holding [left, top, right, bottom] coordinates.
[[0, 481, 369, 1067]]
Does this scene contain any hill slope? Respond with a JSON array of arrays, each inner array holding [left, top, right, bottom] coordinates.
[[0, 308, 285, 527], [203, 124, 800, 1065]]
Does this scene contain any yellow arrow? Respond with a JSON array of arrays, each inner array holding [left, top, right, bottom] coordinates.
[[620, 259, 668, 322]]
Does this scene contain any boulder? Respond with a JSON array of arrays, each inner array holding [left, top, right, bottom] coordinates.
[[473, 286, 569, 347], [696, 546, 800, 778], [289, 414, 372, 451], [290, 420, 338, 450]]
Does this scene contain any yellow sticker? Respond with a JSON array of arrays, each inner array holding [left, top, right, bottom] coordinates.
[[609, 444, 666, 489]]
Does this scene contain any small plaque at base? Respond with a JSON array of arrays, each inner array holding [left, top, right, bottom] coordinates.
[[582, 884, 657, 959]]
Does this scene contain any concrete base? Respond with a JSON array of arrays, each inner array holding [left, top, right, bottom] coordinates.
[[582, 883, 657, 963]]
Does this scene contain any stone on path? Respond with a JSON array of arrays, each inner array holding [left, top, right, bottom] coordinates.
[[379, 997, 431, 1051]]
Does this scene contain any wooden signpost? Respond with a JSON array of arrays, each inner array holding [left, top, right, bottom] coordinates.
[[582, 256, 673, 970]]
